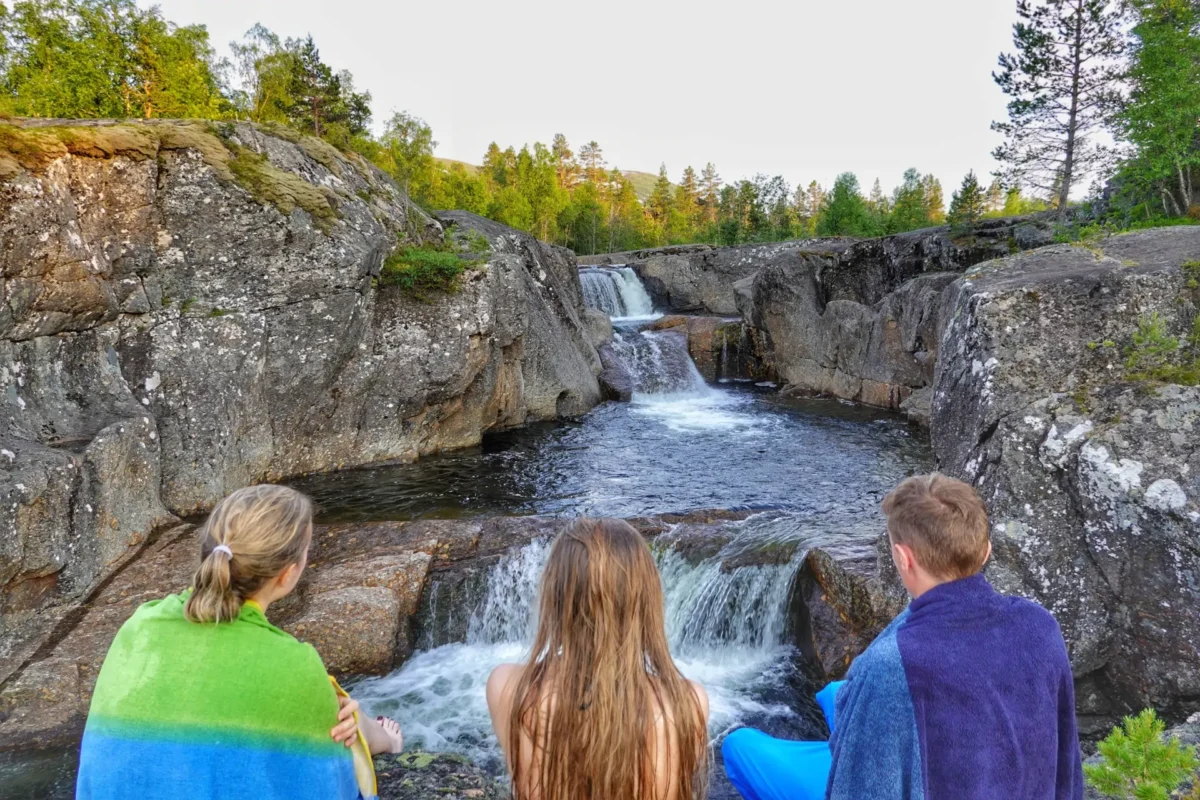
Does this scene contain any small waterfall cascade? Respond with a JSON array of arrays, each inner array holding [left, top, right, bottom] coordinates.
[[351, 530, 806, 763], [579, 266, 656, 319], [609, 328, 710, 396]]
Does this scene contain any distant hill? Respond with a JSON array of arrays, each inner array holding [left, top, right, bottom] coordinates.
[[622, 171, 674, 202], [433, 159, 671, 203], [435, 157, 479, 175]]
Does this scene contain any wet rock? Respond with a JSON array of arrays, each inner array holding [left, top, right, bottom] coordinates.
[[648, 315, 769, 382], [933, 227, 1200, 724], [276, 552, 432, 675], [792, 536, 908, 679], [597, 343, 635, 402], [581, 308, 613, 350], [374, 752, 503, 799], [0, 122, 601, 671], [584, 240, 854, 315]]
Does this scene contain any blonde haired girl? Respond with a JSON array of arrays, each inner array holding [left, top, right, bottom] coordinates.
[[77, 485, 402, 800]]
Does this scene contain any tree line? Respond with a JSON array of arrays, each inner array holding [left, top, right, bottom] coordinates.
[[2, 0, 1197, 251]]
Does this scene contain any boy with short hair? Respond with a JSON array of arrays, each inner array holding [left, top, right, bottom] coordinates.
[[723, 473, 1083, 800]]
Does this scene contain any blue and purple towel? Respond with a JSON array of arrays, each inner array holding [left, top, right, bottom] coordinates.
[[724, 574, 1083, 800]]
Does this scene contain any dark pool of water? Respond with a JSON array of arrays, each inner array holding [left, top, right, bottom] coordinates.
[[293, 385, 931, 523], [0, 748, 77, 799]]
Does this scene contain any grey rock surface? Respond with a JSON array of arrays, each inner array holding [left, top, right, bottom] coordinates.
[[0, 121, 601, 686], [933, 228, 1200, 730], [732, 217, 1055, 411]]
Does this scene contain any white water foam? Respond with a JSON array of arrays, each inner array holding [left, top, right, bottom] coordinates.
[[351, 535, 803, 765]]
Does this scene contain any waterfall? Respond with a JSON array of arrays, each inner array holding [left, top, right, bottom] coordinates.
[[350, 530, 805, 764], [580, 266, 656, 319], [609, 329, 710, 396]]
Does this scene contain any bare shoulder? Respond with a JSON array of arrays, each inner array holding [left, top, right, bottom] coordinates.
[[689, 680, 710, 721], [487, 663, 525, 710]]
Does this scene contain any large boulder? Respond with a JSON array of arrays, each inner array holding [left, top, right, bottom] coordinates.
[[933, 228, 1200, 731], [0, 121, 602, 681]]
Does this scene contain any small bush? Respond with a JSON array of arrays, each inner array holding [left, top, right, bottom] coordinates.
[[379, 246, 476, 300], [1084, 709, 1197, 799], [1124, 312, 1200, 386]]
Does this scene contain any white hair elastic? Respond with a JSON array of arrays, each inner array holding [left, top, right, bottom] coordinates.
[[212, 544, 233, 559]]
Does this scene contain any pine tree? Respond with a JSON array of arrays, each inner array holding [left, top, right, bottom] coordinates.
[[985, 178, 1007, 214], [551, 133, 579, 189], [284, 35, 340, 137], [992, 0, 1124, 218], [806, 181, 827, 234], [674, 166, 701, 231], [647, 164, 675, 243], [948, 171, 987, 232], [1084, 709, 1197, 799], [923, 175, 946, 223], [699, 163, 722, 226], [578, 141, 605, 185]]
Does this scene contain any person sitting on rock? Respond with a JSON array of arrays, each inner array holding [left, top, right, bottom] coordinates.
[[76, 484, 404, 800], [721, 473, 1084, 800], [487, 518, 711, 800]]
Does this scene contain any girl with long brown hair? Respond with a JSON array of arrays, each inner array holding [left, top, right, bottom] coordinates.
[[486, 518, 710, 800]]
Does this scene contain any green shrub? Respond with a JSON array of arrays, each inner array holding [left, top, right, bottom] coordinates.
[[1084, 709, 1197, 799], [379, 246, 475, 300], [1124, 312, 1200, 385]]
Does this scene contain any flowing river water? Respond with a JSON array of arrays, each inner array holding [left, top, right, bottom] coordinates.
[[1, 265, 931, 798]]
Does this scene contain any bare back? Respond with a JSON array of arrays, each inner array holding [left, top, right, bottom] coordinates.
[[487, 663, 710, 800]]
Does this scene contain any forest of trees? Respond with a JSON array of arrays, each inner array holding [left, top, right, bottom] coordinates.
[[1, 0, 1197, 252]]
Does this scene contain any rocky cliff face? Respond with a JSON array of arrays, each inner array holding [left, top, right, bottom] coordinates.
[[933, 228, 1200, 731], [734, 217, 1055, 413], [0, 120, 601, 690]]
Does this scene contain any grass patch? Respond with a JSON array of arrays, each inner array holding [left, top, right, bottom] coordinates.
[[378, 246, 481, 300], [226, 143, 339, 232], [1184, 260, 1200, 290], [1, 121, 343, 233], [1124, 312, 1200, 386]]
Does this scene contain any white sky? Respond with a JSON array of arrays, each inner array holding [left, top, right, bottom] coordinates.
[[144, 0, 1019, 193]]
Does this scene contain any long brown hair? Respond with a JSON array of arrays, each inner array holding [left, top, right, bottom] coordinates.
[[508, 518, 709, 800], [184, 485, 313, 623]]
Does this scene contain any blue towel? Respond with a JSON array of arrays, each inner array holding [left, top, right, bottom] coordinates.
[[723, 575, 1084, 800]]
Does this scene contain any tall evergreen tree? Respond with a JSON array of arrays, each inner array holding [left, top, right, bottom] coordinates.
[[578, 140, 605, 184], [948, 171, 987, 231], [1115, 0, 1200, 216], [985, 178, 1007, 213], [551, 133, 579, 189], [923, 175, 946, 223], [818, 172, 875, 236], [699, 162, 722, 226], [648, 163, 674, 225], [992, 0, 1124, 218]]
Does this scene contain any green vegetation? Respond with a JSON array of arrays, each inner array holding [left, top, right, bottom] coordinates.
[[1184, 261, 1200, 290], [225, 142, 338, 230], [948, 171, 987, 233], [1124, 312, 1200, 385], [378, 245, 480, 301], [5, 0, 1200, 256], [1084, 709, 1197, 799]]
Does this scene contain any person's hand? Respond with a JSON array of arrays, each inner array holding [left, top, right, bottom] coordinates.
[[331, 695, 360, 747]]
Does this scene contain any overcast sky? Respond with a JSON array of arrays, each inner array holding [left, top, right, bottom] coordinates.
[[145, 0, 1020, 193]]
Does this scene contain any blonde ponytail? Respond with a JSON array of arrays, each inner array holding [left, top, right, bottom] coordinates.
[[185, 485, 314, 624]]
